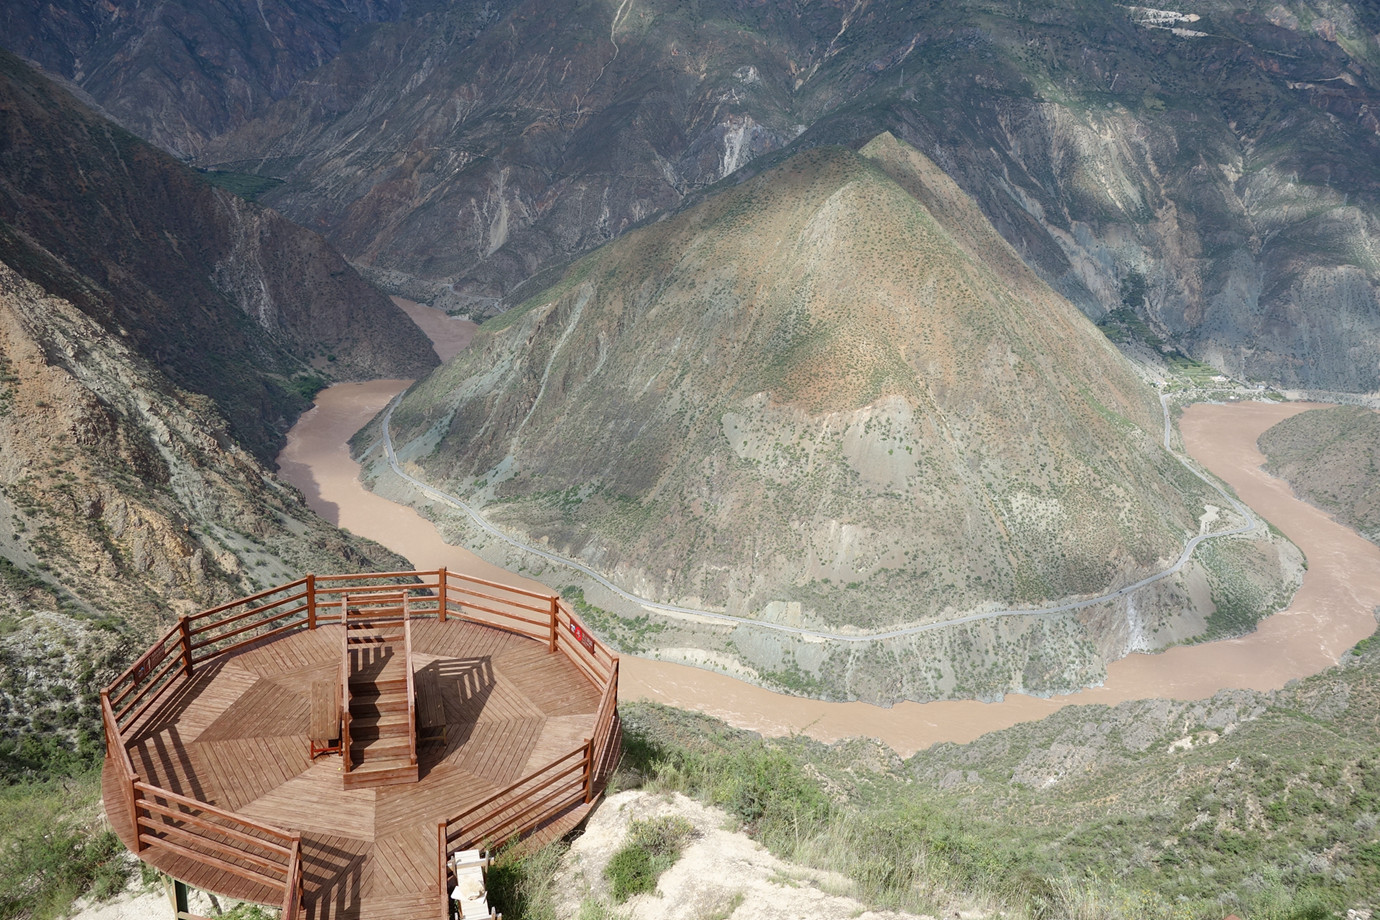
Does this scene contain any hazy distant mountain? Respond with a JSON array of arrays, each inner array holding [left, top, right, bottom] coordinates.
[[385, 134, 1219, 632], [0, 51, 437, 461], [11, 1, 1380, 391]]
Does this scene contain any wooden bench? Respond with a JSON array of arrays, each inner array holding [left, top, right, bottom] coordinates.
[[309, 677, 342, 760], [415, 665, 447, 745]]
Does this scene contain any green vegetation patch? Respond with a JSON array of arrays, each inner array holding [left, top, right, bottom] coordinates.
[[0, 771, 129, 920], [483, 840, 569, 920], [287, 372, 329, 402], [604, 814, 695, 902], [196, 169, 285, 201]]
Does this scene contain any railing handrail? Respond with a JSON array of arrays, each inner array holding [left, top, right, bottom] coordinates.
[[187, 590, 309, 640], [592, 657, 619, 770], [427, 568, 554, 602], [441, 745, 589, 848], [314, 569, 431, 583], [100, 690, 137, 780], [132, 780, 299, 848], [108, 620, 182, 702], [186, 577, 310, 622]]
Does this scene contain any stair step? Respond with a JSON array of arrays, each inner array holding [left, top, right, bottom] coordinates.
[[351, 674, 408, 691], [351, 698, 408, 717], [352, 720, 412, 740], [351, 710, 410, 730], [352, 737, 412, 760], [342, 760, 419, 789]]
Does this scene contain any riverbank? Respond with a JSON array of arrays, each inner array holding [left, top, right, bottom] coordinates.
[[277, 305, 1379, 754]]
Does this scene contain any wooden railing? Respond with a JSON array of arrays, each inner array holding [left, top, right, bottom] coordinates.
[[133, 782, 303, 915], [436, 744, 592, 897], [103, 568, 620, 918], [106, 618, 189, 735]]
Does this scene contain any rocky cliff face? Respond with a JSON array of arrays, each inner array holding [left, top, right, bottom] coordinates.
[[0, 51, 437, 461], [12, 1, 1380, 391]]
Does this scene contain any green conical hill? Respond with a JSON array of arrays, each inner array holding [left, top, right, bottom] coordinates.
[[388, 136, 1212, 628]]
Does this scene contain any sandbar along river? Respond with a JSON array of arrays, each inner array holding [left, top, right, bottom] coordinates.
[[277, 302, 1380, 756]]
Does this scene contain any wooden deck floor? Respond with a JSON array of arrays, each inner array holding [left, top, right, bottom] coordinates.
[[103, 620, 602, 920]]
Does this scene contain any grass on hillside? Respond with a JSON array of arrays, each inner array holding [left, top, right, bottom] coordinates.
[[491, 635, 1380, 920], [604, 815, 695, 902], [0, 768, 129, 920], [196, 170, 285, 202]]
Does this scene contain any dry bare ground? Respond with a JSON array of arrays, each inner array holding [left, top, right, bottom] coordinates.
[[558, 790, 968, 920]]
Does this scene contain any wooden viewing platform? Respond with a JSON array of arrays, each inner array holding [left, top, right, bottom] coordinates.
[[100, 569, 621, 920]]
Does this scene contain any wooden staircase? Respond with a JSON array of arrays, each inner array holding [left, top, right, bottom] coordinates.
[[340, 592, 419, 788]]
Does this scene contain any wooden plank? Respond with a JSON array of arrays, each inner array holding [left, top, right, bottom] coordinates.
[[310, 679, 342, 744], [197, 679, 309, 742]]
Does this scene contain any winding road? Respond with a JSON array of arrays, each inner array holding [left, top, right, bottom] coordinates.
[[378, 391, 1260, 641]]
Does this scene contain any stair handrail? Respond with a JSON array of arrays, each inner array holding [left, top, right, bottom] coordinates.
[[403, 593, 417, 768]]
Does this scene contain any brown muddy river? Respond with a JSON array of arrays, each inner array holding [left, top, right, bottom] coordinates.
[[278, 310, 1380, 754]]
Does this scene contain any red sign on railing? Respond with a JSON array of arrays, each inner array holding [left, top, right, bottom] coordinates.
[[568, 620, 595, 653], [131, 641, 168, 683]]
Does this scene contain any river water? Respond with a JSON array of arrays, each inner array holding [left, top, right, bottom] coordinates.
[[277, 304, 1380, 755]]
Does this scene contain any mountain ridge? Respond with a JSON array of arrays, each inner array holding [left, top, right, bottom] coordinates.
[[13, 0, 1380, 390]]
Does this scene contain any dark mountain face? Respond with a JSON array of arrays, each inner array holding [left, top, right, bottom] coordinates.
[[0, 0, 408, 157], [0, 51, 437, 461], [9, 1, 1380, 391]]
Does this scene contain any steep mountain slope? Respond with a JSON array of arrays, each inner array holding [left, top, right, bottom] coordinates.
[[1258, 405, 1380, 544], [0, 56, 429, 776], [197, 0, 808, 312], [0, 258, 411, 776], [15, 0, 1380, 391], [384, 136, 1217, 635], [0, 51, 437, 461]]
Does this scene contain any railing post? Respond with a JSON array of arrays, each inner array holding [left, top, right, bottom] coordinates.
[[438, 820, 450, 911], [129, 773, 143, 852], [306, 574, 317, 629], [282, 833, 302, 920], [548, 595, 559, 654], [582, 737, 594, 804], [437, 567, 448, 622], [178, 616, 193, 678]]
